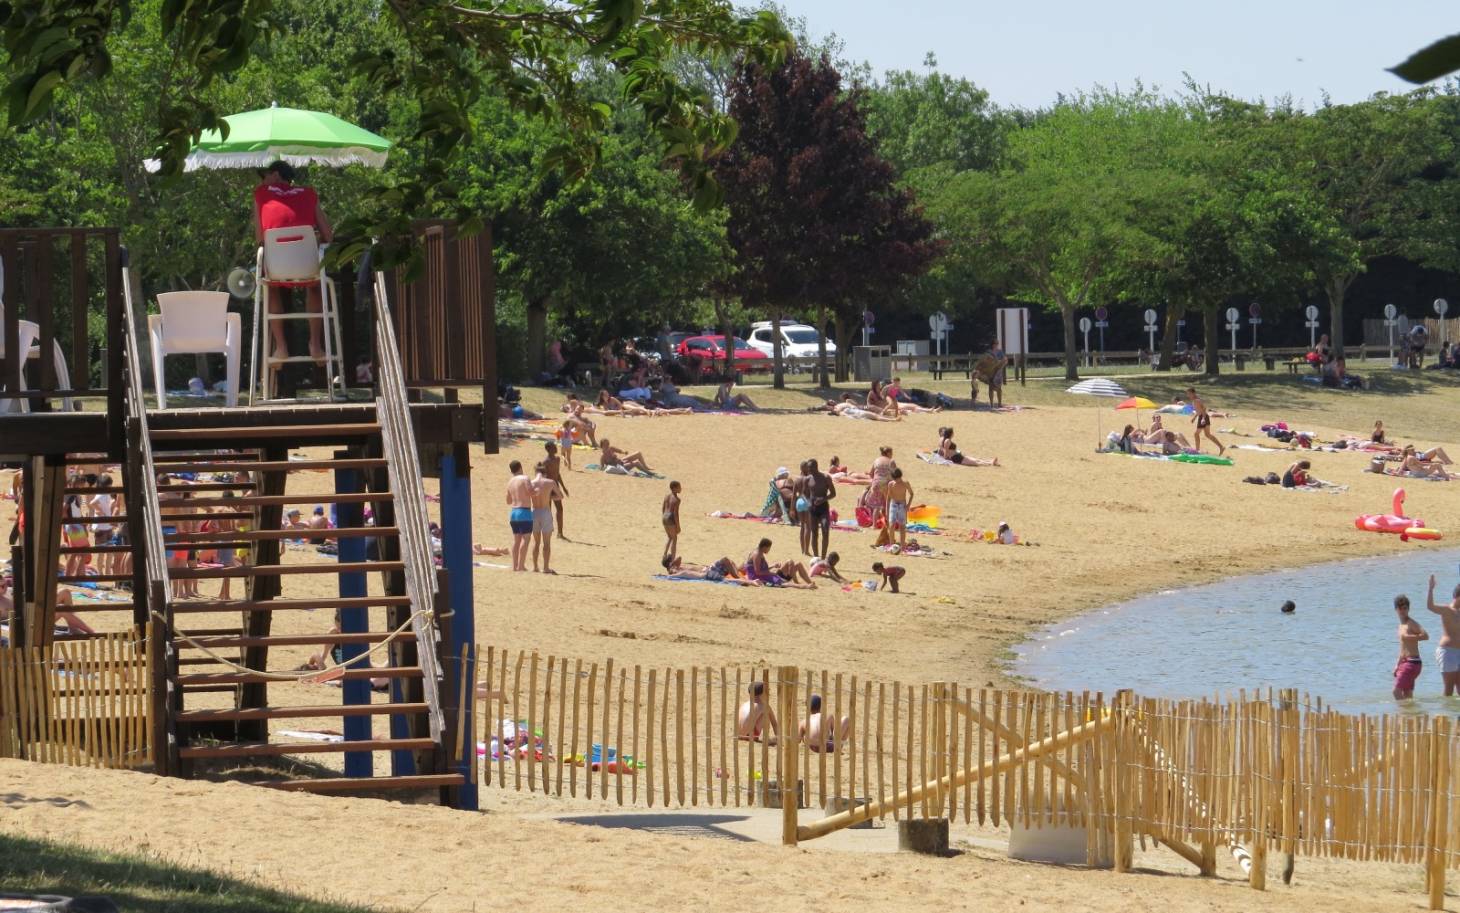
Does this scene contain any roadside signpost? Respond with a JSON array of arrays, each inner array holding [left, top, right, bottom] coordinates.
[[1143, 308, 1158, 353], [1248, 301, 1262, 349], [1225, 306, 1240, 353], [1305, 304, 1320, 348], [1385, 303, 1398, 363], [1079, 316, 1092, 365]]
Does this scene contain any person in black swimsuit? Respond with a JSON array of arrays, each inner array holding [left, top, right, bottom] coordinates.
[[1186, 387, 1225, 456], [804, 458, 836, 559]]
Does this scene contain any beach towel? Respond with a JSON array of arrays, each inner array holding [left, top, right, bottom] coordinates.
[[762, 480, 789, 518], [917, 451, 955, 466], [1233, 444, 1289, 453], [652, 574, 745, 586]]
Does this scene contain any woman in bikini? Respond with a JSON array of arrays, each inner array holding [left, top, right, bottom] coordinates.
[[599, 439, 653, 473], [827, 456, 873, 485], [936, 427, 999, 467]]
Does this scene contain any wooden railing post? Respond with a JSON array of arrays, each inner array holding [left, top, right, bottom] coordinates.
[[1278, 689, 1299, 885], [1112, 690, 1134, 873], [1249, 700, 1268, 891], [1429, 716, 1450, 911], [779, 665, 798, 846]]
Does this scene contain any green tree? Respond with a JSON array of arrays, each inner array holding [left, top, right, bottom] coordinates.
[[862, 53, 1007, 176]]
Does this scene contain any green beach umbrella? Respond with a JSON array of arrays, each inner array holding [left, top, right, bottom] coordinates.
[[144, 105, 391, 173]]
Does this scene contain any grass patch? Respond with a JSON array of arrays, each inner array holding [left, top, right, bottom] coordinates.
[[0, 831, 381, 913]]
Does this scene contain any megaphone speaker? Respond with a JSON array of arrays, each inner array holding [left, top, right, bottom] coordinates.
[[226, 267, 256, 299]]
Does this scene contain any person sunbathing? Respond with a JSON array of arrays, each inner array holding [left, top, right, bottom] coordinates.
[[1, 580, 95, 637], [800, 693, 853, 753], [662, 555, 761, 585], [743, 538, 814, 588], [773, 558, 815, 586], [714, 381, 757, 411], [937, 427, 998, 466], [596, 390, 627, 414], [599, 439, 652, 473], [1400, 446, 1454, 479], [564, 408, 598, 447], [1143, 414, 1192, 449], [615, 397, 692, 416], [867, 379, 890, 411], [827, 456, 873, 485], [473, 544, 509, 556], [832, 396, 899, 421]]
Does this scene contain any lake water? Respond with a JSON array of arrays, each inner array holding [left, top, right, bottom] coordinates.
[[1011, 548, 1460, 717]]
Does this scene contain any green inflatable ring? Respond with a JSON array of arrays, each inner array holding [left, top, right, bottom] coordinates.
[[1169, 453, 1233, 466]]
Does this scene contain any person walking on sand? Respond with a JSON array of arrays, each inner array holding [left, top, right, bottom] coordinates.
[[884, 467, 913, 549], [505, 461, 535, 572], [805, 458, 836, 558], [1394, 594, 1428, 700], [1187, 387, 1224, 456], [543, 441, 569, 541], [529, 462, 561, 574], [1427, 575, 1460, 695], [662, 480, 682, 563]]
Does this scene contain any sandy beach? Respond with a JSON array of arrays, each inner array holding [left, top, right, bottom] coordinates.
[[5, 370, 1460, 911]]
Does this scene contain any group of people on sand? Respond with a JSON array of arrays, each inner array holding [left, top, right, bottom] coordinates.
[[809, 379, 944, 421], [1109, 388, 1225, 457], [1359, 421, 1458, 480], [735, 680, 854, 752], [504, 446, 568, 573]]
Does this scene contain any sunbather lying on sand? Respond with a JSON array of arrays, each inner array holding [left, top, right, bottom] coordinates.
[[599, 439, 653, 473], [661, 555, 761, 585], [1400, 446, 1456, 479], [828, 456, 873, 485], [937, 427, 998, 466]]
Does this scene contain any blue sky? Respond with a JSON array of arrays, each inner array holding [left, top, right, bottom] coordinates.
[[777, 1, 1455, 109]]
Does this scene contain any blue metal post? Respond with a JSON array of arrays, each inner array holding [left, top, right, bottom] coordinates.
[[439, 448, 478, 810], [335, 463, 372, 777]]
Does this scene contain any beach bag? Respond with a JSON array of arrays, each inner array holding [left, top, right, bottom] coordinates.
[[934, 392, 954, 408]]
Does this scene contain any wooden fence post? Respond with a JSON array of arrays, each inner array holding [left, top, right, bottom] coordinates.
[[1279, 689, 1298, 885], [1429, 716, 1449, 911], [1112, 690, 1133, 873], [779, 665, 799, 846], [1250, 700, 1268, 891]]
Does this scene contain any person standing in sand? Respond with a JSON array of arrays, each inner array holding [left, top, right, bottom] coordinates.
[[1426, 575, 1460, 695], [529, 462, 561, 574], [868, 446, 896, 527], [1394, 594, 1428, 700], [804, 458, 836, 558], [1186, 387, 1224, 456], [543, 441, 569, 540], [884, 467, 913, 549], [505, 461, 535, 572], [662, 480, 682, 563]]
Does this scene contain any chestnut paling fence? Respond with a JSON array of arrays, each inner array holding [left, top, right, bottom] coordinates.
[[463, 648, 1460, 903], [0, 626, 153, 769]]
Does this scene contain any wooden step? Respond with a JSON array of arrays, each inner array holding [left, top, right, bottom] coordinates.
[[151, 423, 379, 443], [63, 515, 134, 525], [156, 511, 255, 522], [65, 485, 126, 495], [151, 451, 259, 462], [173, 596, 412, 614], [170, 526, 397, 544], [158, 481, 259, 492], [180, 684, 239, 694], [177, 702, 428, 722], [152, 458, 385, 473], [180, 737, 435, 759], [58, 544, 133, 554], [177, 666, 423, 686], [177, 656, 239, 666], [172, 561, 405, 580], [56, 601, 136, 612], [258, 773, 462, 793], [179, 631, 418, 649], [57, 574, 132, 584], [180, 492, 392, 509]]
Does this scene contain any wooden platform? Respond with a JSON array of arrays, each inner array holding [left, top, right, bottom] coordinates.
[[0, 400, 487, 458]]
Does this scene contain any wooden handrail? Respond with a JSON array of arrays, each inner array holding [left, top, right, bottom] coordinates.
[[372, 269, 446, 743]]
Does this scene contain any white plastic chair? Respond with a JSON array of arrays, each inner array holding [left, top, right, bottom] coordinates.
[[0, 303, 75, 414], [249, 227, 345, 402], [148, 291, 241, 408]]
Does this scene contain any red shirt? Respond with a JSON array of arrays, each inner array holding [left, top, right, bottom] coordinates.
[[254, 182, 320, 234]]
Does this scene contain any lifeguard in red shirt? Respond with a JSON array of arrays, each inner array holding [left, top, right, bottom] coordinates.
[[253, 161, 333, 361]]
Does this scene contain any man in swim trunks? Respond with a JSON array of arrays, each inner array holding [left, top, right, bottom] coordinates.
[[1394, 594, 1428, 700], [799, 693, 853, 753], [804, 458, 837, 558], [1426, 575, 1460, 695], [736, 681, 779, 744], [529, 462, 561, 574], [505, 461, 535, 572], [1186, 387, 1225, 456], [543, 441, 569, 541], [884, 467, 913, 549]]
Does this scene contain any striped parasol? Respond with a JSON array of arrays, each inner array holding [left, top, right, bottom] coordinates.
[[1065, 378, 1129, 398]]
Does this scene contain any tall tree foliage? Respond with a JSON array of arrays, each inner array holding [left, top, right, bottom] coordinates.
[[714, 51, 939, 387], [1, 0, 793, 265]]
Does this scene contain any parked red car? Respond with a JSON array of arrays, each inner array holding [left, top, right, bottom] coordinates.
[[674, 335, 771, 375]]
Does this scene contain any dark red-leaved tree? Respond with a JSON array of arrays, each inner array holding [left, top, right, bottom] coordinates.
[[714, 52, 942, 387]]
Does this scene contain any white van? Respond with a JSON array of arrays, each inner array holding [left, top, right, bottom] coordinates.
[[747, 321, 836, 360]]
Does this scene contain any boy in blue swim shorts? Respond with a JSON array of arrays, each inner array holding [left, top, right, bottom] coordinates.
[[506, 460, 536, 571]]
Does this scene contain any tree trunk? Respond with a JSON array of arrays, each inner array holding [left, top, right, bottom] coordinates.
[[1157, 303, 1184, 371], [1327, 276, 1351, 360], [525, 297, 549, 378], [714, 297, 734, 379], [815, 306, 831, 390], [1203, 306, 1221, 376], [771, 311, 785, 389], [834, 313, 854, 382], [1060, 303, 1079, 382]]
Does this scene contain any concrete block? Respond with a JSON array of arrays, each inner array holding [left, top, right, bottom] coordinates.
[[824, 796, 880, 829], [758, 778, 806, 809], [1009, 820, 1110, 868], [897, 817, 950, 856]]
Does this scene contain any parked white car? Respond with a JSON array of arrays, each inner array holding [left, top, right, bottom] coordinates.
[[746, 321, 837, 362]]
